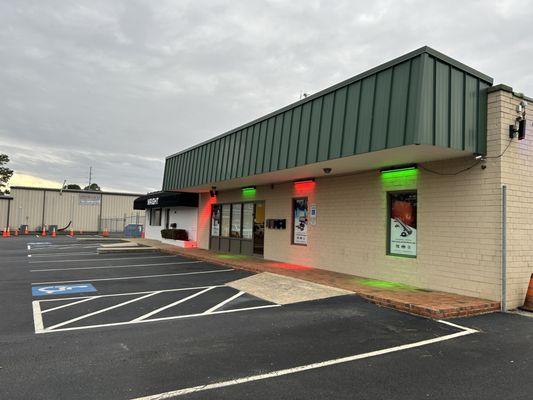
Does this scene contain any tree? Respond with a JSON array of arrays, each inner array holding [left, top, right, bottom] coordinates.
[[0, 154, 13, 195], [64, 184, 81, 190], [84, 183, 101, 191]]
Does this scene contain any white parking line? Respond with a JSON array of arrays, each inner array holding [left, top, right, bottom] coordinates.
[[36, 304, 281, 333], [29, 252, 97, 257], [203, 291, 245, 314], [35, 285, 224, 302], [45, 291, 161, 330], [30, 260, 203, 272], [41, 297, 97, 314], [132, 287, 215, 322], [32, 302, 44, 332], [29, 255, 183, 264], [130, 320, 477, 400], [32, 268, 235, 285]]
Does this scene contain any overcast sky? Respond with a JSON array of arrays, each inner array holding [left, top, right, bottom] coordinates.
[[1, 0, 532, 193]]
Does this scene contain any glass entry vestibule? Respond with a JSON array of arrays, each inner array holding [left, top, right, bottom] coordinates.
[[210, 201, 265, 256]]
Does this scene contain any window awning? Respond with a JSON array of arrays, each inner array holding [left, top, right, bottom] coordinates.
[[134, 191, 198, 210]]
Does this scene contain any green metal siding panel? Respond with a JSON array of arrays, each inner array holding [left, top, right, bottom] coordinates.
[[242, 127, 252, 177], [278, 110, 292, 169], [329, 87, 347, 159], [287, 107, 301, 168], [306, 98, 322, 164], [387, 61, 410, 148], [477, 82, 489, 155], [415, 54, 435, 146], [318, 92, 334, 162], [256, 121, 267, 174], [341, 82, 361, 156], [371, 69, 393, 151], [355, 76, 376, 153], [164, 47, 493, 190], [249, 124, 260, 175], [263, 118, 275, 173], [271, 114, 283, 171], [434, 60, 450, 147], [404, 56, 422, 145], [450, 68, 465, 150], [297, 102, 312, 166], [464, 75, 478, 152]]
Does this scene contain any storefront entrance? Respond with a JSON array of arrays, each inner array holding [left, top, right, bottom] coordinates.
[[209, 201, 264, 257]]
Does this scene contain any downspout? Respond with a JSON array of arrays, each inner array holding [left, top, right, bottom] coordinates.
[[98, 193, 104, 233], [501, 185, 507, 312]]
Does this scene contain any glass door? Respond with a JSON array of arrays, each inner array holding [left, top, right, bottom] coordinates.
[[253, 202, 265, 256]]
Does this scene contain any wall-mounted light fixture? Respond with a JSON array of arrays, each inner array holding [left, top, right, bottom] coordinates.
[[380, 164, 418, 178], [293, 178, 315, 190], [241, 186, 257, 196], [209, 186, 217, 198]]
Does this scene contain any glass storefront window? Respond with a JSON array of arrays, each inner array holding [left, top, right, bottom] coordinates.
[[149, 208, 161, 226], [221, 204, 231, 237], [242, 203, 253, 239], [211, 204, 221, 237], [230, 204, 242, 238], [388, 191, 417, 257]]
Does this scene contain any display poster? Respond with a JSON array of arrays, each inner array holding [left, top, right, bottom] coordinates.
[[293, 198, 308, 245], [211, 205, 220, 237], [389, 192, 417, 256]]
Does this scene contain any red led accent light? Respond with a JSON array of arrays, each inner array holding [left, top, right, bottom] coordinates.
[[293, 179, 315, 190]]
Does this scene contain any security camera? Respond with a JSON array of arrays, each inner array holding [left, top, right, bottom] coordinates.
[[323, 167, 332, 174]]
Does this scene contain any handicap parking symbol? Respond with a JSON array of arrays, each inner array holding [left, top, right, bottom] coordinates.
[[32, 283, 97, 297]]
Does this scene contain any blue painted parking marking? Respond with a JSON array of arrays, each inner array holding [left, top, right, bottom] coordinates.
[[32, 283, 97, 297]]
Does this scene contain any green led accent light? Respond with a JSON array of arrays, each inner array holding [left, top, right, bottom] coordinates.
[[380, 165, 418, 179], [241, 186, 257, 197]]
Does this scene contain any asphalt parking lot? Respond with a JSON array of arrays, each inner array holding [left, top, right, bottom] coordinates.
[[1, 236, 533, 399]]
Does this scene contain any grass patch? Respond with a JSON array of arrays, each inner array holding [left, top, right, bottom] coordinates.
[[356, 278, 419, 291]]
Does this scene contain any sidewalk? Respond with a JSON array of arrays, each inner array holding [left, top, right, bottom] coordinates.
[[129, 239, 500, 319]]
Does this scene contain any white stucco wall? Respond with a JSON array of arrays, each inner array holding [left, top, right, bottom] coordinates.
[[145, 206, 198, 241]]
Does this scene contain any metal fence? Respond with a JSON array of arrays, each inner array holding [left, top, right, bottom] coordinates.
[[100, 214, 145, 233]]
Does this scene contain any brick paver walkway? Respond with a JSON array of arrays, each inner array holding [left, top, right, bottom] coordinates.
[[130, 239, 500, 319]]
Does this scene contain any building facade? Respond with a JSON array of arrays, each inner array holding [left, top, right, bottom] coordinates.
[[160, 47, 532, 309], [2, 186, 144, 233]]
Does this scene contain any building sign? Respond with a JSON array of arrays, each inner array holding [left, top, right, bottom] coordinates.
[[293, 198, 308, 245], [309, 204, 317, 226], [389, 192, 417, 256], [147, 197, 159, 206], [79, 193, 101, 206]]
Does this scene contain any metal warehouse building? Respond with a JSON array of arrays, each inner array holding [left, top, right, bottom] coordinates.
[[1, 186, 144, 233], [157, 47, 532, 309]]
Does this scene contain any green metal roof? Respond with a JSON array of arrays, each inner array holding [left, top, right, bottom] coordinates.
[[163, 46, 493, 191]]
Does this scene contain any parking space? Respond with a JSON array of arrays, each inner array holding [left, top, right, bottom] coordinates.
[[1, 236, 532, 399]]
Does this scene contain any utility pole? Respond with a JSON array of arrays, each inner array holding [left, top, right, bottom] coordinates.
[[88, 166, 92, 188]]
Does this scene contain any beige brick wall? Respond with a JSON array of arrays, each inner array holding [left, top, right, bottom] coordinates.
[[496, 90, 533, 308], [197, 88, 532, 307]]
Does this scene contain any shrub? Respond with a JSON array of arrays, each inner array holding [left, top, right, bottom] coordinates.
[[161, 228, 188, 241]]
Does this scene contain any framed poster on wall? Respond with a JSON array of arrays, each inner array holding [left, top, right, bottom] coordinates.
[[292, 197, 308, 245], [388, 191, 417, 257]]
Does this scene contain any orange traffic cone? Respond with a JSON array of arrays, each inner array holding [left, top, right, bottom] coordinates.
[[51, 227, 56, 238], [6, 227, 10, 237], [102, 228, 109, 237], [14, 228, 19, 236], [141, 230, 145, 239], [2, 227, 6, 238], [41, 227, 47, 237], [24, 227, 29, 235], [519, 274, 533, 312], [69, 228, 74, 237]]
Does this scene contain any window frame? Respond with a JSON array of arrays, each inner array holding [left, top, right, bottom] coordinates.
[[211, 201, 254, 240], [291, 197, 308, 246], [386, 190, 417, 258]]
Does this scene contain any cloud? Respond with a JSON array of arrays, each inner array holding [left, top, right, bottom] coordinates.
[[0, 0, 532, 192]]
